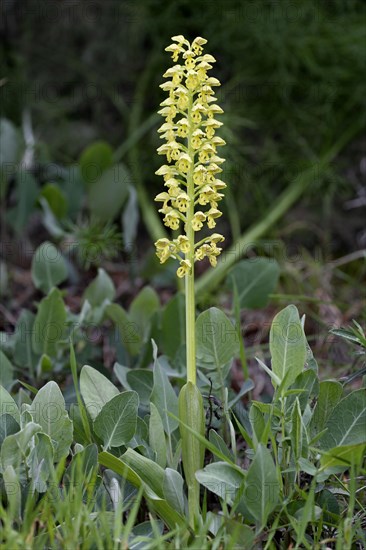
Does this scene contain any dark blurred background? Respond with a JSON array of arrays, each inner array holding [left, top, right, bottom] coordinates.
[[0, 0, 365, 339]]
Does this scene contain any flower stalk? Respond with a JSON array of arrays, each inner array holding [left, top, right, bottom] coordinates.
[[154, 35, 226, 525]]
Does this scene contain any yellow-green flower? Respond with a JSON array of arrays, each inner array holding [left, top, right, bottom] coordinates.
[[154, 35, 227, 276], [177, 259, 192, 278]]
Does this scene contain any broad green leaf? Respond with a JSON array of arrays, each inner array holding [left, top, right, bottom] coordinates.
[[105, 303, 142, 357], [127, 369, 153, 406], [161, 293, 185, 358], [243, 444, 279, 527], [129, 286, 160, 342], [163, 468, 185, 515], [30, 381, 73, 461], [27, 432, 54, 492], [196, 307, 239, 370], [0, 118, 22, 198], [122, 185, 139, 252], [0, 385, 20, 422], [225, 520, 255, 550], [310, 380, 343, 438], [13, 310, 37, 370], [39, 183, 67, 219], [196, 461, 244, 503], [39, 197, 65, 239], [122, 448, 165, 499], [79, 140, 114, 187], [31, 242, 68, 293], [0, 350, 14, 388], [98, 451, 185, 529], [320, 443, 366, 469], [318, 389, 366, 450], [227, 258, 280, 309], [64, 444, 98, 484], [3, 465, 21, 520], [6, 171, 39, 234], [228, 379, 255, 408], [149, 402, 167, 468], [60, 165, 84, 219], [83, 268, 115, 307], [209, 430, 234, 462], [286, 369, 318, 413], [150, 353, 178, 434], [249, 403, 266, 447], [316, 489, 340, 520], [0, 414, 19, 445], [1, 422, 42, 471], [269, 305, 306, 390], [88, 164, 129, 221], [94, 391, 138, 449], [80, 365, 119, 420], [32, 288, 67, 357]]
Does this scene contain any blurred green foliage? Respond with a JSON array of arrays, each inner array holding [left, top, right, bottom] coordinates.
[[1, 0, 365, 238]]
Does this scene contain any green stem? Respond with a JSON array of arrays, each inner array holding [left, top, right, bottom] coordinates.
[[185, 91, 196, 385]]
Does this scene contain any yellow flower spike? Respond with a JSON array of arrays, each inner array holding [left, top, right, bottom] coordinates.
[[177, 259, 192, 278]]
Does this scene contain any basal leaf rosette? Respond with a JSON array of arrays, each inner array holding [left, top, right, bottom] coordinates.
[[154, 35, 226, 278]]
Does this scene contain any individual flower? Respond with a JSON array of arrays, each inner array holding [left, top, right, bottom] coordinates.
[[177, 259, 192, 278]]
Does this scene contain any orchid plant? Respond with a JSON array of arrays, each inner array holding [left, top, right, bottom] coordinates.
[[154, 35, 226, 525]]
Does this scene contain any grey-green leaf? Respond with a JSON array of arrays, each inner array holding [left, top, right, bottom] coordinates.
[[0, 350, 14, 388], [243, 444, 279, 527], [227, 258, 280, 309], [94, 391, 138, 449], [83, 268, 116, 307], [196, 462, 244, 503], [269, 305, 306, 390], [80, 365, 119, 420], [31, 242, 67, 293], [0, 385, 20, 422], [32, 287, 67, 357], [79, 140, 114, 187], [88, 163, 130, 221], [149, 402, 167, 468], [318, 389, 366, 450], [163, 468, 185, 515], [0, 414, 20, 445], [30, 381, 73, 461], [150, 355, 178, 434], [196, 307, 239, 370], [27, 432, 54, 493], [310, 380, 343, 439]]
